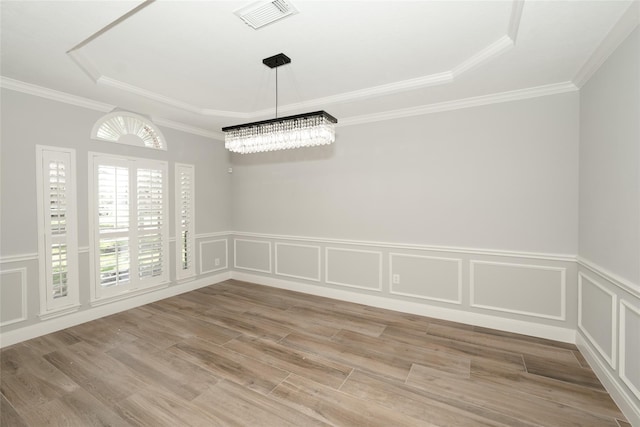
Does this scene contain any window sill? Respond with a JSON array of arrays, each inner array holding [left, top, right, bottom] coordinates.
[[90, 282, 169, 307]]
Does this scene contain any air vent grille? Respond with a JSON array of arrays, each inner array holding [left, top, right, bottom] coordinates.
[[234, 0, 298, 29]]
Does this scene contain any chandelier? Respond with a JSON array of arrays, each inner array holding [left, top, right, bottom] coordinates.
[[222, 53, 337, 154]]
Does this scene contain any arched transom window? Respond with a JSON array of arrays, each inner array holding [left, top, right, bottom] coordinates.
[[91, 111, 166, 150]]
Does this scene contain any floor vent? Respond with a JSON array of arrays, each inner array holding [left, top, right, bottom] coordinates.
[[234, 0, 299, 29]]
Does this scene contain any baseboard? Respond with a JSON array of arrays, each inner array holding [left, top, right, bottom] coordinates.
[[231, 271, 576, 343], [576, 332, 640, 426], [0, 271, 231, 348]]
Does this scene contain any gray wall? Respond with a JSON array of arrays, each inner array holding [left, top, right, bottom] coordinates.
[[577, 27, 640, 423], [579, 27, 640, 286], [231, 92, 580, 255]]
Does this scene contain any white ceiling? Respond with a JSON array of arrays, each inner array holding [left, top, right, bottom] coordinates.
[[1, 0, 637, 138]]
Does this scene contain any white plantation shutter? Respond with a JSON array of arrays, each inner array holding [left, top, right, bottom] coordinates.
[[97, 162, 130, 288], [37, 146, 79, 315], [90, 154, 169, 301], [175, 164, 195, 279], [137, 167, 164, 280]]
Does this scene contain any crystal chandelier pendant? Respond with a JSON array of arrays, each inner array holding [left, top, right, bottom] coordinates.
[[222, 54, 337, 154]]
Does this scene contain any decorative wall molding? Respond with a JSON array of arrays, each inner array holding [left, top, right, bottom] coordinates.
[[63, 0, 525, 122], [470, 260, 567, 321], [275, 242, 321, 282], [234, 238, 272, 274], [389, 253, 463, 305], [325, 247, 383, 292], [232, 231, 577, 262], [199, 238, 228, 275], [0, 252, 38, 264], [339, 82, 578, 128], [578, 256, 640, 298], [233, 271, 576, 343], [577, 333, 640, 427], [0, 76, 114, 112], [619, 299, 640, 400], [578, 272, 617, 369], [0, 77, 222, 141], [0, 271, 231, 348], [0, 268, 28, 327], [572, 1, 640, 87]]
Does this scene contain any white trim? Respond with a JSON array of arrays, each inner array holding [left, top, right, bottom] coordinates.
[[0, 272, 231, 348], [232, 231, 576, 262], [196, 231, 232, 240], [233, 239, 272, 273], [38, 304, 81, 321], [199, 239, 229, 275], [0, 253, 38, 264], [88, 152, 171, 302], [470, 260, 567, 321], [0, 77, 220, 142], [325, 247, 383, 292], [153, 117, 223, 140], [339, 82, 578, 128], [451, 35, 514, 77], [64, 1, 524, 121], [91, 111, 167, 150], [578, 256, 640, 298], [573, 1, 640, 87], [619, 299, 640, 400], [90, 282, 169, 307], [576, 333, 640, 427], [36, 145, 80, 315], [0, 268, 28, 327], [274, 242, 321, 282], [0, 76, 113, 112], [175, 163, 196, 280], [577, 272, 617, 369], [232, 271, 576, 343], [389, 253, 462, 305]]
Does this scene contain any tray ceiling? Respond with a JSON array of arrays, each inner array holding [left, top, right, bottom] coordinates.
[[0, 0, 636, 137]]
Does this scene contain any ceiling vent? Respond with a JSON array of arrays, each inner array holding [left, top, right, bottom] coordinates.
[[234, 0, 298, 29]]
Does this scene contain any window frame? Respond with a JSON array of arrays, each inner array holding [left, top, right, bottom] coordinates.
[[175, 163, 196, 280], [36, 145, 80, 318], [88, 152, 170, 304], [90, 111, 167, 151]]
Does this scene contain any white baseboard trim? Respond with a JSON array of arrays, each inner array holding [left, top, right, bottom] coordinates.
[[0, 271, 231, 348], [231, 272, 576, 343], [576, 332, 640, 426]]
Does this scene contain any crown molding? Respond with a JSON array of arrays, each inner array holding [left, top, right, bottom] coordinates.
[[152, 117, 224, 141], [65, 0, 524, 120], [0, 76, 222, 141], [339, 81, 578, 127], [573, 0, 639, 88], [0, 76, 114, 112]]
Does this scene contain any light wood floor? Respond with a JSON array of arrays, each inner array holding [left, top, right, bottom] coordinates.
[[1, 279, 629, 426]]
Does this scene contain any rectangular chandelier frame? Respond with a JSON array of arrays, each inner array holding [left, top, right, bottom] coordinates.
[[223, 110, 337, 154]]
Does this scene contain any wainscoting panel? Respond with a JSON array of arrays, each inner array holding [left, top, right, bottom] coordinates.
[[578, 272, 617, 369], [470, 261, 566, 320], [234, 239, 271, 273], [275, 243, 321, 282], [0, 268, 27, 326], [199, 238, 228, 275], [325, 247, 382, 291], [620, 299, 640, 400], [389, 253, 462, 304]]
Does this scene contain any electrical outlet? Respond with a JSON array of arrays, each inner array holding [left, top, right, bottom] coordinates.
[[392, 274, 400, 284], [214, 258, 220, 266]]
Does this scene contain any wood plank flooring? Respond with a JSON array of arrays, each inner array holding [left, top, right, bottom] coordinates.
[[0, 279, 629, 426]]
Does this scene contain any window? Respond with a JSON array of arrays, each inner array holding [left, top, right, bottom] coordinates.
[[36, 146, 79, 317], [89, 153, 169, 301], [91, 111, 166, 150], [175, 164, 195, 280]]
